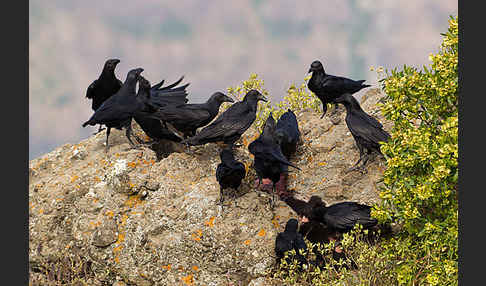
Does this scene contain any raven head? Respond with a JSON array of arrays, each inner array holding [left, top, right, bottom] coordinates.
[[308, 60, 324, 73]]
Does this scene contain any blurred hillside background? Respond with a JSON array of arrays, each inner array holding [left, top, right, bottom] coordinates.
[[29, 0, 457, 160]]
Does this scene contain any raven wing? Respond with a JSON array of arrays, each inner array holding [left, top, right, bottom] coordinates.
[[191, 103, 255, 142], [157, 104, 211, 127], [347, 113, 390, 145], [320, 76, 363, 96], [86, 80, 98, 99], [324, 202, 377, 231]]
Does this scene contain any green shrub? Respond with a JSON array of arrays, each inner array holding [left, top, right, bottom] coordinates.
[[371, 16, 458, 285], [273, 226, 399, 286]]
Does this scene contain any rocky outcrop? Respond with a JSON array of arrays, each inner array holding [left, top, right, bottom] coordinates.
[[29, 88, 391, 286]]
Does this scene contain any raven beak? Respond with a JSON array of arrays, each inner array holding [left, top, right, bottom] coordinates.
[[114, 59, 121, 65], [258, 93, 268, 102], [225, 96, 235, 103]]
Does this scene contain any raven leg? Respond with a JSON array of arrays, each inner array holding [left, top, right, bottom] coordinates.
[[217, 186, 225, 213], [346, 143, 365, 173], [231, 187, 238, 208], [330, 103, 340, 116], [358, 152, 370, 174], [94, 124, 106, 135], [125, 125, 141, 149], [320, 102, 328, 119], [269, 183, 276, 210], [105, 127, 111, 152]]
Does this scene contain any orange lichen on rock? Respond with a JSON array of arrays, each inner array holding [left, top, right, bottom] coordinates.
[[181, 274, 194, 285], [257, 228, 266, 237], [205, 216, 215, 228], [192, 229, 203, 241]]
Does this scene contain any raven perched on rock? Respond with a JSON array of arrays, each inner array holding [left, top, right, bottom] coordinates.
[[133, 76, 184, 143], [274, 109, 301, 159], [86, 59, 123, 133], [82, 68, 157, 151], [215, 148, 246, 207], [285, 195, 378, 234], [153, 92, 234, 138], [182, 90, 267, 146], [275, 219, 308, 269], [307, 60, 371, 118], [249, 113, 300, 209], [334, 93, 390, 173]]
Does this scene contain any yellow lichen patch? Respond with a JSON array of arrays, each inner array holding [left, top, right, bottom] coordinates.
[[113, 241, 125, 253], [205, 216, 215, 228], [70, 175, 79, 183], [192, 229, 203, 241], [307, 156, 313, 163], [128, 181, 135, 189], [271, 216, 280, 228], [318, 161, 327, 166], [94, 176, 101, 182], [257, 228, 266, 237], [105, 210, 114, 218], [127, 162, 137, 168], [124, 194, 145, 209], [243, 239, 251, 245], [120, 214, 129, 227], [114, 256, 120, 264], [89, 220, 102, 229], [244, 162, 250, 174], [181, 274, 194, 285], [242, 137, 249, 148], [162, 264, 172, 271], [321, 178, 327, 183], [38, 208, 44, 215], [192, 265, 199, 271]]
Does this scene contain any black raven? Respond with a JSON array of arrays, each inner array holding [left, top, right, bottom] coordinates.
[[285, 195, 378, 234], [307, 60, 371, 118], [82, 68, 157, 151], [133, 76, 184, 143], [153, 92, 235, 138], [249, 113, 300, 209], [86, 59, 123, 133], [181, 90, 267, 146], [275, 219, 308, 269], [215, 148, 246, 207], [334, 93, 391, 173], [298, 219, 334, 267], [274, 109, 301, 159]]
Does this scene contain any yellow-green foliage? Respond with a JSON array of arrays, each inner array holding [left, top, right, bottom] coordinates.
[[225, 73, 321, 132], [371, 16, 458, 285], [273, 226, 398, 286]]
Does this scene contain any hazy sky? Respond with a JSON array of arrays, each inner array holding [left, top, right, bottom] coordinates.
[[29, 0, 457, 160]]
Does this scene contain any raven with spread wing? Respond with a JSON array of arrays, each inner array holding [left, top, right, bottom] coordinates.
[[82, 68, 157, 151]]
